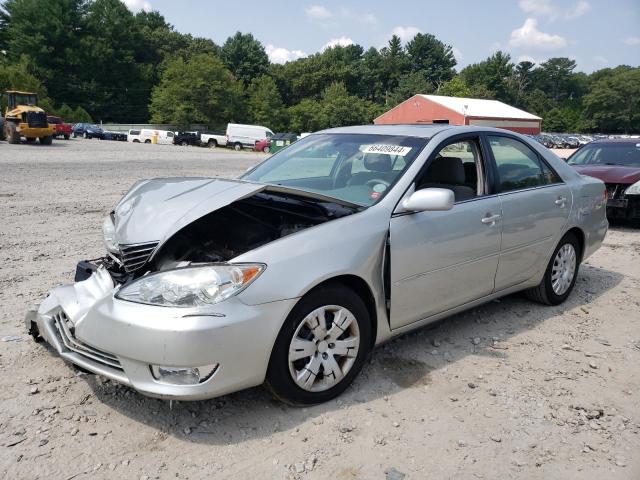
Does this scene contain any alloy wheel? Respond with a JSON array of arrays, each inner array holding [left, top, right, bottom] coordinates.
[[288, 305, 360, 392], [551, 243, 576, 295]]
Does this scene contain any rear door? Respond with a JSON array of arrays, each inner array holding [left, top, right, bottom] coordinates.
[[485, 134, 571, 290], [389, 134, 502, 329]]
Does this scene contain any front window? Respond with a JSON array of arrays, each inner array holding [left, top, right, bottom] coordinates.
[[567, 143, 640, 167], [9, 93, 38, 108], [242, 133, 428, 206]]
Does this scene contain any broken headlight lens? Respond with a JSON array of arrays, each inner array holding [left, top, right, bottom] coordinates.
[[102, 215, 119, 254], [115, 264, 265, 307]]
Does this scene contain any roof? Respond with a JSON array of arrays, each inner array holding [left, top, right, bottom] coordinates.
[[5, 90, 37, 95], [591, 137, 640, 144], [319, 124, 452, 138], [419, 94, 542, 121]]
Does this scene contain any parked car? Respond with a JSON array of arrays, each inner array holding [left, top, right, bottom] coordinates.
[[136, 129, 175, 145], [200, 131, 227, 148], [72, 123, 104, 139], [174, 131, 201, 146], [47, 116, 72, 140], [127, 129, 141, 142], [254, 138, 270, 153], [103, 131, 127, 141], [226, 123, 273, 151], [567, 138, 640, 222], [26, 125, 608, 405]]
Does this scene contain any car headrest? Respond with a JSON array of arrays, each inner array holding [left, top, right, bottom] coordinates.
[[364, 154, 393, 172], [428, 157, 465, 184]]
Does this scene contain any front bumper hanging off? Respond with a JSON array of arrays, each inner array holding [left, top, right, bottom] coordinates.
[[25, 265, 295, 401]]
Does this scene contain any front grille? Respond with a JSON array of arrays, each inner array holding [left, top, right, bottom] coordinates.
[[25, 111, 48, 128], [605, 183, 628, 200], [52, 311, 123, 370], [119, 241, 158, 273]]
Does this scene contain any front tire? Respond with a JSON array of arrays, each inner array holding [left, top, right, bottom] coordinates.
[[39, 135, 53, 145], [6, 123, 20, 144], [266, 285, 371, 405], [64, 134, 70, 140], [263, 146, 270, 153], [526, 232, 580, 305]]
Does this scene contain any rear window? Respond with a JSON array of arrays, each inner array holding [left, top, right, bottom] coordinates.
[[568, 143, 640, 167]]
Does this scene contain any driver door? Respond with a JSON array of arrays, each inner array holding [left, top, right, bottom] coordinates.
[[389, 136, 503, 329]]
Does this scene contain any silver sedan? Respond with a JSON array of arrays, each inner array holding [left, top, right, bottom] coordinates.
[[26, 125, 608, 405]]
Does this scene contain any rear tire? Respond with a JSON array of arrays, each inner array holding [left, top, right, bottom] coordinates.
[[266, 284, 371, 406], [6, 122, 20, 144], [144, 139, 151, 144], [181, 140, 188, 146], [525, 232, 580, 305], [64, 134, 70, 140], [39, 135, 53, 145], [207, 139, 217, 148], [264, 146, 270, 153], [234, 142, 242, 151]]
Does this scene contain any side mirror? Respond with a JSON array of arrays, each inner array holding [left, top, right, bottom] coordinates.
[[401, 188, 454, 212]]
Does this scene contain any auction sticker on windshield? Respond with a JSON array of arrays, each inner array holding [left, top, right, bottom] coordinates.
[[363, 144, 412, 156]]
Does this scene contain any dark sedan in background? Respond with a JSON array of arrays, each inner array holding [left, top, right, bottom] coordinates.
[[567, 139, 640, 222], [72, 123, 105, 139]]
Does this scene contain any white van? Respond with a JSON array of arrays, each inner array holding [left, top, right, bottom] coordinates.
[[129, 129, 175, 145], [127, 129, 141, 142], [226, 123, 273, 151]]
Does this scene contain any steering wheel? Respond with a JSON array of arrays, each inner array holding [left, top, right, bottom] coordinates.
[[365, 178, 391, 190]]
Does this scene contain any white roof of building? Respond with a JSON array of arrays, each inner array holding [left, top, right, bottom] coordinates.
[[420, 95, 542, 121]]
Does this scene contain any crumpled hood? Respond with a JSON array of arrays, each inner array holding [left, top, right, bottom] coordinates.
[[113, 178, 264, 245], [572, 165, 640, 184]]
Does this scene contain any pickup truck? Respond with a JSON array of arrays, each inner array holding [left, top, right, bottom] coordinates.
[[174, 131, 201, 146], [47, 116, 72, 140], [199, 131, 227, 148]]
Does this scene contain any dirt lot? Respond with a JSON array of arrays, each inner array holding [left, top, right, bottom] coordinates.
[[1, 140, 639, 479]]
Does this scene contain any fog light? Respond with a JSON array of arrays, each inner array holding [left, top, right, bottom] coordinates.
[[150, 364, 218, 385]]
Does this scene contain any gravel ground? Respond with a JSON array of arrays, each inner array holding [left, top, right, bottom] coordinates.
[[1, 139, 639, 479]]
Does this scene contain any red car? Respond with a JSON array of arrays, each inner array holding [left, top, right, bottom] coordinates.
[[567, 139, 640, 222], [254, 138, 271, 153], [47, 116, 72, 140]]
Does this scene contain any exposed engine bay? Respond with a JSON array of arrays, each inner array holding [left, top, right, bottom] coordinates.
[[81, 190, 360, 284]]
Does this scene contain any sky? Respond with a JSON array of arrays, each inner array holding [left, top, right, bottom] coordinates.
[[123, 0, 639, 72]]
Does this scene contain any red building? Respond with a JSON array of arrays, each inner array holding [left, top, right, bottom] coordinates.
[[374, 94, 542, 135]]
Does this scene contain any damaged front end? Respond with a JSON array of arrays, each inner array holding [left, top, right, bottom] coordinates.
[[25, 178, 360, 400]]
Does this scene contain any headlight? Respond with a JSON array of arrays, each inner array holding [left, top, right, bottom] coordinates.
[[115, 264, 265, 307], [102, 215, 119, 253], [626, 180, 640, 195]]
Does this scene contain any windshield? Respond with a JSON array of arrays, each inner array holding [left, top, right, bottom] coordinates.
[[242, 133, 428, 206], [568, 143, 640, 167], [10, 93, 38, 107]]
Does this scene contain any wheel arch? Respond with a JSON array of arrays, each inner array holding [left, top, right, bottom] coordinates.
[[299, 274, 378, 350], [564, 226, 585, 262]]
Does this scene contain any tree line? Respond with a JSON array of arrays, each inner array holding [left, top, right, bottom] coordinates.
[[1, 0, 638, 133]]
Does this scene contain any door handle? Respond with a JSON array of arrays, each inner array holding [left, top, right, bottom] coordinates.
[[481, 214, 502, 225], [555, 196, 567, 206]]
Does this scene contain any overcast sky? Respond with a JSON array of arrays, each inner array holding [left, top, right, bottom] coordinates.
[[123, 0, 639, 72]]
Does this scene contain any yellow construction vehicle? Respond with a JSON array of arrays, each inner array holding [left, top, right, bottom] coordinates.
[[2, 91, 55, 144]]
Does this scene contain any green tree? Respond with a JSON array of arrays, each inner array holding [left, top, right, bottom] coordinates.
[[582, 68, 640, 133], [405, 33, 456, 86], [247, 75, 285, 131], [0, 0, 86, 107], [438, 76, 472, 97], [380, 35, 408, 101], [221, 32, 269, 86], [149, 54, 243, 130], [460, 51, 515, 102], [537, 57, 578, 102], [317, 82, 376, 129], [387, 71, 434, 107], [287, 98, 322, 133]]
